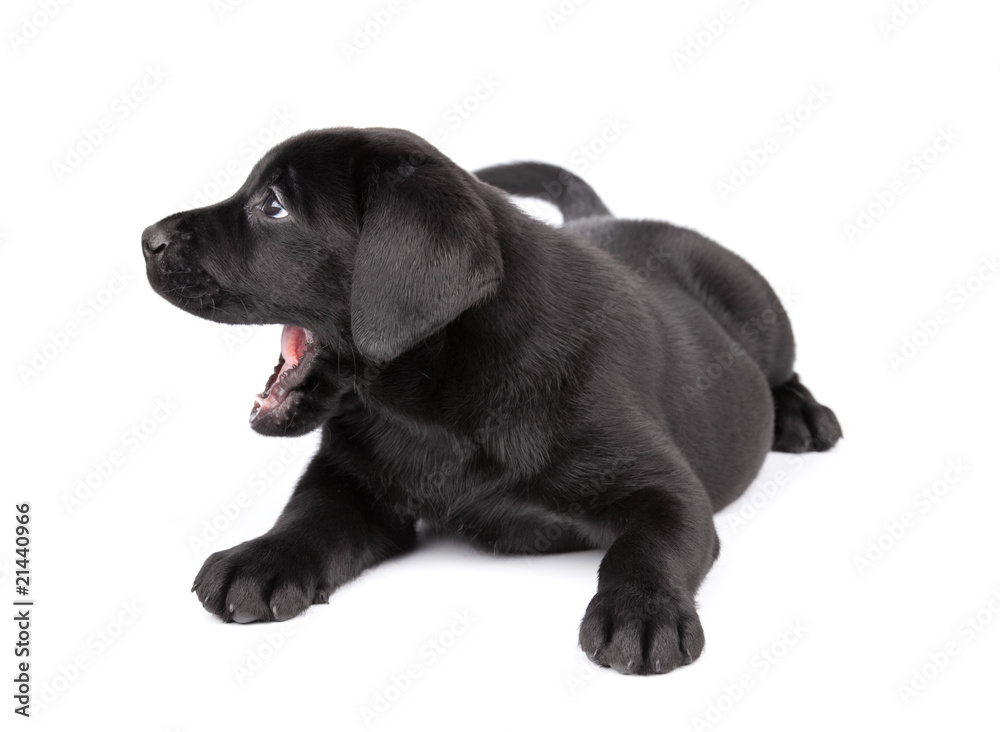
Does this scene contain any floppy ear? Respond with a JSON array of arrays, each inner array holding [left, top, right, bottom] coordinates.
[[350, 161, 503, 362]]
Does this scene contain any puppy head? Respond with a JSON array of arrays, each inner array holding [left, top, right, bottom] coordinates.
[[142, 127, 503, 436]]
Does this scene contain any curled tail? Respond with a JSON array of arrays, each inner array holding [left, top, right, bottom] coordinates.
[[474, 161, 612, 222]]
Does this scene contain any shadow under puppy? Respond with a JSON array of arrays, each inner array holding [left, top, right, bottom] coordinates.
[[142, 127, 841, 675]]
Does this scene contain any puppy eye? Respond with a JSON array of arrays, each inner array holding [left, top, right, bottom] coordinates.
[[263, 191, 288, 219]]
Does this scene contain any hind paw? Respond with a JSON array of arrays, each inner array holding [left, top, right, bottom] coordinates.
[[772, 375, 842, 453]]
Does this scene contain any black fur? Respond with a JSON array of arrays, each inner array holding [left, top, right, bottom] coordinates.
[[475, 161, 612, 221], [141, 127, 841, 675]]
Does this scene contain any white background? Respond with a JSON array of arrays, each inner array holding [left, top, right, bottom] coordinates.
[[3, 0, 999, 730]]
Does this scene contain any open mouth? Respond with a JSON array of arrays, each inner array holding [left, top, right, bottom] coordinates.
[[249, 325, 318, 427]]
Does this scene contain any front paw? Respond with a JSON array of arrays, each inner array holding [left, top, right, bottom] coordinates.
[[579, 582, 705, 675], [192, 535, 330, 623]]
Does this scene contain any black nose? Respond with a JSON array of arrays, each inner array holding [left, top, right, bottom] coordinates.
[[142, 224, 170, 258]]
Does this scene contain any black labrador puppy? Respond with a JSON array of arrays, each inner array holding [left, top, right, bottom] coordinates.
[[142, 127, 841, 675]]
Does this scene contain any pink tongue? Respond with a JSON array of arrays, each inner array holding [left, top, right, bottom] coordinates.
[[281, 325, 307, 367]]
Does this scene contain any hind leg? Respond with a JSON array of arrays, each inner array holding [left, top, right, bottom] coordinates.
[[771, 374, 842, 453]]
